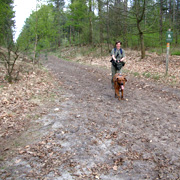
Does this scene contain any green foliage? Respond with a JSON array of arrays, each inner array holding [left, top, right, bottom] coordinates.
[[142, 71, 162, 81], [17, 4, 57, 53], [0, 0, 18, 83], [171, 47, 180, 56], [64, 0, 96, 45], [152, 73, 161, 80], [171, 51, 180, 56], [0, 0, 15, 46], [144, 33, 161, 47], [133, 72, 140, 77], [127, 34, 139, 49], [67, 0, 88, 29], [142, 71, 151, 78], [16, 0, 180, 56]]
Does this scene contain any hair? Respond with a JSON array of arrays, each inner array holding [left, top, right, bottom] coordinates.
[[115, 41, 122, 46]]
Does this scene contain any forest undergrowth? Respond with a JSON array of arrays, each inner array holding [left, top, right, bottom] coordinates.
[[57, 45, 180, 88]]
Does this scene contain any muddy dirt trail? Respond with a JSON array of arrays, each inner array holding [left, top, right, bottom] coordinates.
[[1, 56, 180, 180]]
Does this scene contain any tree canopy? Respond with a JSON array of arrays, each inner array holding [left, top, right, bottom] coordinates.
[[13, 0, 180, 58], [0, 0, 15, 46]]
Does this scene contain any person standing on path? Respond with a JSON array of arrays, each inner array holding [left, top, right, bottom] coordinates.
[[110, 41, 126, 88]]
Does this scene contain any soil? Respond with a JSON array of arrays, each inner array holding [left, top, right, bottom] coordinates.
[[1, 55, 180, 180]]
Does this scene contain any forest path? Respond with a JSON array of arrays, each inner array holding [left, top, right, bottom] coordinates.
[[1, 55, 180, 180]]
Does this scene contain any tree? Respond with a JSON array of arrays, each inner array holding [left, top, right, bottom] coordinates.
[[127, 0, 161, 58], [159, 0, 163, 49], [0, 0, 20, 83], [175, 0, 180, 43], [97, 0, 103, 44], [16, 0, 180, 56], [133, 0, 146, 59], [66, 0, 88, 45], [123, 0, 128, 47], [88, 0, 93, 44], [0, 0, 15, 46], [105, 0, 110, 51], [49, 0, 65, 47], [0, 45, 19, 83], [17, 4, 57, 54]]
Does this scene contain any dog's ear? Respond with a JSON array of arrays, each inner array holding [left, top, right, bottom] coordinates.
[[124, 77, 127, 82]]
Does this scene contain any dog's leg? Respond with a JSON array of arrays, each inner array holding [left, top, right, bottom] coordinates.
[[115, 88, 121, 100], [114, 84, 117, 98], [121, 89, 124, 99], [115, 92, 117, 98]]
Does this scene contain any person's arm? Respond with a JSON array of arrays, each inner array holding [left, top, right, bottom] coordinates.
[[111, 49, 116, 61], [121, 57, 125, 61], [120, 49, 125, 61], [112, 54, 116, 61]]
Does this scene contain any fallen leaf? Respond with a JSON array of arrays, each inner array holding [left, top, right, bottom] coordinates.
[[113, 165, 118, 171], [95, 175, 100, 179], [15, 159, 21, 164]]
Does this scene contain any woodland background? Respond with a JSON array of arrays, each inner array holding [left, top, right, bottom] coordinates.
[[0, 0, 180, 83]]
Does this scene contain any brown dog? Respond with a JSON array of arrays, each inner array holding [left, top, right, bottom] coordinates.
[[113, 73, 127, 100]]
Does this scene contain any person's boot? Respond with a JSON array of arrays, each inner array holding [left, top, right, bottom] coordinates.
[[111, 83, 114, 89], [111, 79, 114, 89]]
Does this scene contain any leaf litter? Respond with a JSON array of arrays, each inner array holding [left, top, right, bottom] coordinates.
[[0, 50, 180, 179]]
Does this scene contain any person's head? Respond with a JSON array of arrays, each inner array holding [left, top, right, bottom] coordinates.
[[115, 41, 122, 49]]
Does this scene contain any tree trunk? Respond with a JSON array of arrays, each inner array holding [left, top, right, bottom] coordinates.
[[172, 0, 176, 44], [106, 0, 110, 52], [69, 25, 71, 45], [176, 0, 179, 44], [33, 0, 38, 65], [135, 0, 146, 59], [159, 0, 163, 52], [140, 32, 145, 59], [98, 0, 103, 44], [89, 0, 93, 44], [169, 0, 172, 26], [54, 0, 62, 47], [33, 34, 38, 65], [123, 0, 128, 47], [137, 19, 145, 59], [173, 0, 175, 23]]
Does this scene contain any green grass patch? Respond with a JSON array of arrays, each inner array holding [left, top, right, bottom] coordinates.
[[152, 73, 161, 80], [170, 80, 177, 85], [171, 51, 180, 56], [64, 58, 71, 62], [142, 71, 151, 78], [149, 47, 165, 55], [133, 72, 140, 77], [170, 75, 176, 79]]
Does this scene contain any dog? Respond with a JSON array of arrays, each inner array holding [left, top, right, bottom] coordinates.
[[113, 73, 127, 100]]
